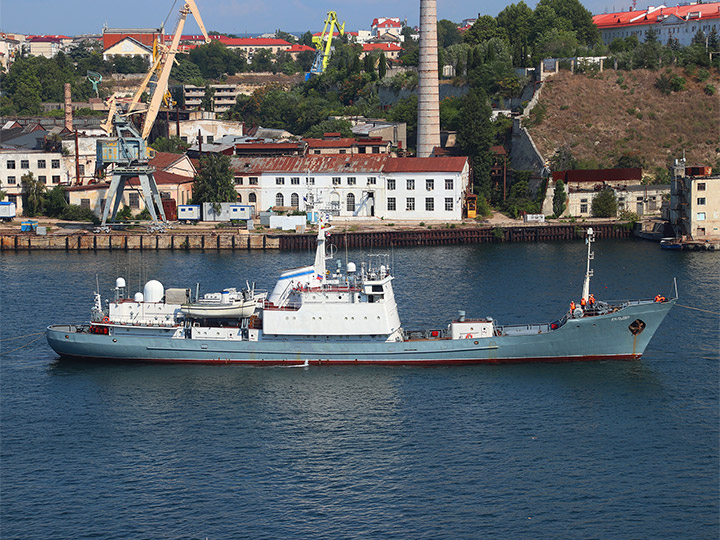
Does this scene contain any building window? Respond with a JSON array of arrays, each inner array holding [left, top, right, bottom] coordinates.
[[307, 177, 315, 185], [332, 177, 341, 185], [580, 204, 588, 213], [697, 197, 706, 205], [8, 176, 16, 185], [348, 177, 356, 185], [80, 198, 90, 209], [37, 160, 46, 169], [276, 193, 284, 206], [51, 159, 60, 169], [372, 146, 380, 154], [368, 176, 376, 185], [20, 160, 29, 169], [406, 197, 415, 211], [445, 179, 453, 190], [234, 177, 243, 185], [249, 177, 258, 185], [161, 192, 171, 199], [347, 193, 355, 212], [129, 192, 140, 208], [39, 175, 47, 184], [6, 160, 15, 169], [291, 193, 299, 208], [237, 194, 242, 202], [249, 193, 257, 203], [445, 197, 453, 211], [52, 175, 60, 184], [407, 179, 415, 190], [276, 177, 285, 185], [291, 177, 300, 185], [387, 179, 395, 190], [8, 194, 17, 205], [387, 197, 396, 211], [339, 149, 346, 154], [697, 182, 706, 191], [426, 179, 434, 191], [206, 136, 214, 143], [314, 150, 321, 154], [358, 146, 366, 154], [78, 164, 85, 176], [696, 212, 706, 221], [425, 198, 434, 211], [181, 136, 188, 143]]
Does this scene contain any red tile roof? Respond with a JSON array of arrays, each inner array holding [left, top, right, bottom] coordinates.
[[287, 44, 315, 53], [384, 157, 469, 173], [231, 155, 389, 174], [593, 4, 720, 29], [149, 151, 185, 170], [362, 43, 403, 52], [229, 155, 469, 175]]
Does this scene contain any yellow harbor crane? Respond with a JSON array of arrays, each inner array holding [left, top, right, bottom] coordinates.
[[96, 0, 210, 231], [309, 11, 345, 76]]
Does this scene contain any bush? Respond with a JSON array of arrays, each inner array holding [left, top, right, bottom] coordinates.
[[116, 206, 133, 221], [704, 84, 716, 96], [654, 73, 686, 95], [591, 188, 618, 218], [59, 205, 100, 224], [135, 208, 152, 220]]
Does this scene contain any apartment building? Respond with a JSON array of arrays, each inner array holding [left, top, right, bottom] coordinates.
[[0, 149, 70, 215]]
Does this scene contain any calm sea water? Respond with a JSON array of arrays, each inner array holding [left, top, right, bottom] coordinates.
[[1, 239, 718, 539]]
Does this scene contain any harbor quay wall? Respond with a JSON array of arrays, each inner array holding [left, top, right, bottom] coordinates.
[[279, 223, 631, 250], [0, 223, 631, 252]]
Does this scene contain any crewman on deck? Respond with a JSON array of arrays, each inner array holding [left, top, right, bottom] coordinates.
[[570, 300, 576, 313], [580, 297, 587, 308], [589, 294, 596, 306]]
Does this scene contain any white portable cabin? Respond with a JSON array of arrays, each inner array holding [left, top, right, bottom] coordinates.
[[0, 201, 16, 221], [178, 205, 201, 222], [202, 202, 253, 222]]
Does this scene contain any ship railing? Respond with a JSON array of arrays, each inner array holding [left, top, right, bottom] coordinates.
[[263, 300, 302, 311]]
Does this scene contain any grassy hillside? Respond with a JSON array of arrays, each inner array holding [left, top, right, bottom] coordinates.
[[525, 68, 720, 178]]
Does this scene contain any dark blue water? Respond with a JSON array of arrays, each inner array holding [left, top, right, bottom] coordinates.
[[1, 240, 718, 539]]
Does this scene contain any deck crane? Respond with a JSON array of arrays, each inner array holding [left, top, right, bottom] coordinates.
[[308, 11, 345, 77], [96, 0, 210, 232]]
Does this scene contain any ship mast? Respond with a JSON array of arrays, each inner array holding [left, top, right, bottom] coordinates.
[[582, 227, 595, 302], [313, 217, 332, 282]]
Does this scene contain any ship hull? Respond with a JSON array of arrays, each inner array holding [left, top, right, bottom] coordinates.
[[46, 301, 674, 365]]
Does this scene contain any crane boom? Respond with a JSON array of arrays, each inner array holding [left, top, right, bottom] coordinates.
[[309, 11, 345, 75], [140, 0, 211, 139]]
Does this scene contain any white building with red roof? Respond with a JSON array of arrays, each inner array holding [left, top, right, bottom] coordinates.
[[212, 36, 291, 60], [361, 42, 403, 60], [371, 17, 404, 42], [230, 155, 470, 220], [593, 3, 720, 46]]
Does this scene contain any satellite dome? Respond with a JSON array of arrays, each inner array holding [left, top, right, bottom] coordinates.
[[116, 277, 126, 288], [134, 292, 144, 302], [347, 262, 356, 273], [143, 280, 164, 303]]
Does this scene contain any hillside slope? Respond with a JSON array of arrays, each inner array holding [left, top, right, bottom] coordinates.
[[526, 69, 719, 175]]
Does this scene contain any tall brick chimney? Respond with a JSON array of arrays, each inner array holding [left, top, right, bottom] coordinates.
[[64, 83, 73, 130], [417, 0, 440, 158]]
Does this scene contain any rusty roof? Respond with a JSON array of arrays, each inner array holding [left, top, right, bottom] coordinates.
[[383, 156, 469, 173], [149, 151, 185, 171]]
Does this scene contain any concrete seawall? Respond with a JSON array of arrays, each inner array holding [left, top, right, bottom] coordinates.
[[1, 223, 630, 252]]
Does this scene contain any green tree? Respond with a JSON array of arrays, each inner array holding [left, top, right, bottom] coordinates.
[[464, 16, 508, 45], [456, 90, 494, 198], [304, 119, 353, 138], [550, 145, 577, 171], [591, 188, 617, 217], [437, 19, 462, 48], [497, 2, 534, 66], [388, 94, 418, 150], [378, 52, 387, 79], [552, 179, 567, 216], [150, 136, 188, 154], [171, 57, 203, 83], [535, 0, 599, 45], [191, 154, 237, 207], [21, 172, 45, 217], [200, 85, 215, 112], [43, 185, 68, 217]]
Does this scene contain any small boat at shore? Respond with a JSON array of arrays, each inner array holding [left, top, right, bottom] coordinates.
[[46, 224, 675, 365]]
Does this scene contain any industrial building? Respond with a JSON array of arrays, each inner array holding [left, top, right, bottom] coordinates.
[[669, 164, 719, 239], [229, 154, 470, 220]]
